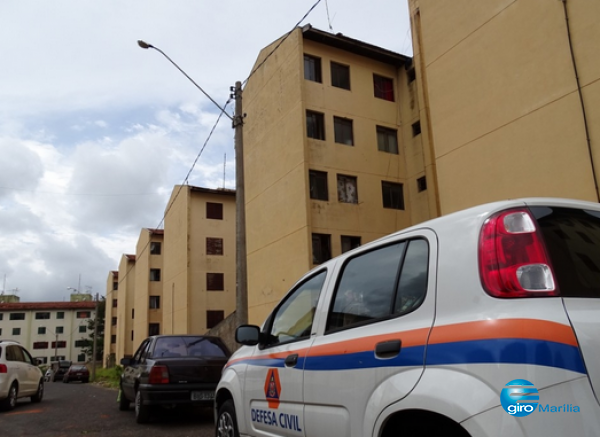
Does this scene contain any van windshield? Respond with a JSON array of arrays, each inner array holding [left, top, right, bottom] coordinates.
[[532, 206, 600, 298]]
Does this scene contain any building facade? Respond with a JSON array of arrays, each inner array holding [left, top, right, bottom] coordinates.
[[408, 0, 600, 214], [0, 300, 96, 364], [243, 25, 437, 323]]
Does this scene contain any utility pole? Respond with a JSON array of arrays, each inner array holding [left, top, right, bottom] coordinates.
[[92, 293, 98, 381], [233, 81, 248, 327]]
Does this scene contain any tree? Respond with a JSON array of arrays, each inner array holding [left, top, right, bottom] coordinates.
[[79, 297, 105, 362]]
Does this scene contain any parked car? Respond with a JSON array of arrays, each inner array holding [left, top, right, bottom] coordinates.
[[216, 198, 600, 437], [62, 365, 89, 383], [52, 360, 72, 382], [44, 368, 53, 382], [119, 335, 230, 423], [0, 340, 44, 410]]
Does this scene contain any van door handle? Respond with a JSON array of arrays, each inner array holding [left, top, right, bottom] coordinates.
[[375, 340, 402, 359], [285, 354, 299, 367]]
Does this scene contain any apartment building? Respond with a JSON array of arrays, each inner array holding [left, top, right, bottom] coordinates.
[[408, 0, 600, 214], [103, 185, 236, 363], [243, 25, 436, 323], [0, 300, 96, 364]]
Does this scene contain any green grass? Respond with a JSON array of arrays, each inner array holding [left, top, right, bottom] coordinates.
[[92, 366, 122, 389]]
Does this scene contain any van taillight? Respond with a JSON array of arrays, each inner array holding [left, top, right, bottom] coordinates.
[[148, 365, 169, 384], [479, 208, 558, 297], [0, 364, 6, 373]]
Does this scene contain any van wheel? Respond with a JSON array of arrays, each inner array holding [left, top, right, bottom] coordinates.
[[1, 383, 18, 410], [216, 400, 240, 437], [31, 380, 44, 403], [135, 390, 151, 424]]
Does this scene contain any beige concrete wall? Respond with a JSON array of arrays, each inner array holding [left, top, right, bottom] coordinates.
[[409, 0, 600, 214], [116, 255, 135, 359], [103, 271, 117, 367]]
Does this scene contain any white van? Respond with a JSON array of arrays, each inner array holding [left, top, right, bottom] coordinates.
[[215, 198, 600, 437]]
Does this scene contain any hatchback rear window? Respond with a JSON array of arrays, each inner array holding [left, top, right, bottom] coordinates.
[[532, 206, 600, 297]]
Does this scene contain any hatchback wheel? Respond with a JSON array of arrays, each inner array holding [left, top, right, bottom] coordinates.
[[216, 400, 240, 437], [1, 383, 18, 410], [135, 390, 151, 424], [31, 380, 44, 403]]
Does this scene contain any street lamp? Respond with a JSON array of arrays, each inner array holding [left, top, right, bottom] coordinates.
[[138, 41, 248, 327]]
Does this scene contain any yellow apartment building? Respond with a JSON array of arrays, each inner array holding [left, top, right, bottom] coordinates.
[[103, 271, 118, 367], [408, 0, 600, 214], [243, 25, 437, 324], [162, 186, 237, 336]]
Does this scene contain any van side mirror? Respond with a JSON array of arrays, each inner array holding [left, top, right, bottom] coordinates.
[[235, 325, 261, 346]]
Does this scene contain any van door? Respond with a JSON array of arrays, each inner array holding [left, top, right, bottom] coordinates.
[[242, 270, 328, 437], [303, 233, 436, 437]]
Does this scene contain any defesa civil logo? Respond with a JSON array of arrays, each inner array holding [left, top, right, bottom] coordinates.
[[501, 379, 581, 416]]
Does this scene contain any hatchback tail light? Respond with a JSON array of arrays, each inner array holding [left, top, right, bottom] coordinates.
[[0, 364, 7, 373], [148, 365, 169, 384], [479, 208, 558, 297]]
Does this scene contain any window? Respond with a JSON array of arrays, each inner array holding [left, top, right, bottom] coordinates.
[[149, 296, 161, 309], [35, 312, 50, 320], [382, 181, 405, 210], [207, 311, 225, 329], [149, 323, 160, 336], [331, 62, 350, 89], [304, 54, 322, 82], [150, 242, 162, 255], [341, 236, 361, 253], [132, 309, 135, 319], [33, 342, 48, 350], [150, 268, 161, 281], [373, 74, 394, 101], [56, 311, 64, 319], [306, 110, 325, 140], [377, 126, 399, 154], [417, 176, 427, 192], [12, 328, 20, 335], [0, 328, 2, 336], [206, 238, 224, 255], [77, 311, 91, 319], [312, 234, 332, 265], [111, 335, 116, 344], [10, 313, 25, 321], [77, 353, 86, 362], [112, 281, 118, 290], [111, 317, 117, 326], [327, 239, 429, 331], [207, 202, 224, 220], [112, 299, 117, 308], [309, 170, 329, 201], [38, 327, 46, 335], [79, 326, 87, 333], [412, 121, 422, 136], [266, 270, 326, 346], [56, 326, 64, 334], [337, 174, 358, 204], [0, 314, 2, 321], [207, 273, 224, 291], [334, 117, 354, 146], [74, 340, 86, 348]]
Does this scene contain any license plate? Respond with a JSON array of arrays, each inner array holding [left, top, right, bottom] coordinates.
[[191, 391, 214, 401]]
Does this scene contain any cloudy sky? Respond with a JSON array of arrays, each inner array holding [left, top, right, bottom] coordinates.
[[0, 0, 412, 303]]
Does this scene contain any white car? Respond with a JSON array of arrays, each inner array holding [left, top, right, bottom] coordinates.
[[215, 198, 600, 437], [0, 340, 44, 410]]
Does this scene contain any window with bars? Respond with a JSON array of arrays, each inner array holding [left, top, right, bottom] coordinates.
[[377, 126, 399, 154], [337, 174, 358, 204], [77, 311, 91, 319], [206, 238, 224, 255], [10, 313, 25, 320], [38, 327, 46, 335], [33, 342, 48, 349], [207, 273, 225, 291], [334, 117, 354, 146], [373, 74, 395, 101], [149, 296, 161, 309], [312, 234, 332, 265], [304, 54, 322, 82], [331, 62, 350, 89], [309, 170, 329, 201], [382, 181, 405, 210], [35, 312, 50, 320], [306, 110, 325, 140], [207, 310, 225, 329], [207, 202, 223, 220]]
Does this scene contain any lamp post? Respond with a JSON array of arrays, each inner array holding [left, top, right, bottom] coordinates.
[[138, 41, 248, 327]]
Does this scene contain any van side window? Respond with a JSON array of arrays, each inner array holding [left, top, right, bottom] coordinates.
[[267, 270, 327, 346], [326, 238, 429, 332]]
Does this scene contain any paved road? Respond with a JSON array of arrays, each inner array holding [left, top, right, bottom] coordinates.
[[0, 380, 215, 436]]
